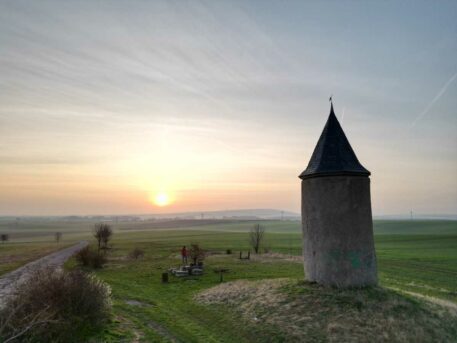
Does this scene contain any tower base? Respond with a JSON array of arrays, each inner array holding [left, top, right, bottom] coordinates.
[[301, 176, 377, 288]]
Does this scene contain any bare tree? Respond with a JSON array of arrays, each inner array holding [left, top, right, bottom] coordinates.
[[94, 223, 113, 253], [55, 232, 62, 243], [1, 234, 9, 244], [189, 243, 205, 265], [94, 224, 104, 252], [100, 228, 112, 251], [249, 224, 265, 254]]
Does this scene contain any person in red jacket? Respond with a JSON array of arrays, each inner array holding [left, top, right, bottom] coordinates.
[[181, 245, 188, 265]]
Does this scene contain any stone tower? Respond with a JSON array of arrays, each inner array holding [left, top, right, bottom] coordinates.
[[299, 103, 377, 287]]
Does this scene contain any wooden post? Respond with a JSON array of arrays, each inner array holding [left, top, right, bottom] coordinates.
[[214, 268, 229, 283]]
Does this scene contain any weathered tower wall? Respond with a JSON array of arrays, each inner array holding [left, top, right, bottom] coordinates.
[[301, 175, 377, 287]]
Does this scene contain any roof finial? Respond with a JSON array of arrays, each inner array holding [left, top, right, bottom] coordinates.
[[329, 95, 334, 114]]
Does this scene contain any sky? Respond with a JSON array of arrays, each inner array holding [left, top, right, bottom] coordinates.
[[0, 0, 456, 216]]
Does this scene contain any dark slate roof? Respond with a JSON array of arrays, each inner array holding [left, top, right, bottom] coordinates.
[[299, 104, 370, 179]]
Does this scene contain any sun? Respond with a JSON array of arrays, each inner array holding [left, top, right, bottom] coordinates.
[[152, 192, 172, 207]]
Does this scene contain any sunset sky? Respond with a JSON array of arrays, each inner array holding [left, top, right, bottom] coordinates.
[[1, 0, 456, 216]]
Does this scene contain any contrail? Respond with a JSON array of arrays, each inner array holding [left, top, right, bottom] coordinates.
[[409, 71, 457, 129]]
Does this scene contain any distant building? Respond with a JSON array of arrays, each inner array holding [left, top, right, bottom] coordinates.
[[299, 103, 377, 287]]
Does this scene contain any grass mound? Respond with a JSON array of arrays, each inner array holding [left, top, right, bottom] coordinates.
[[196, 278, 457, 343]]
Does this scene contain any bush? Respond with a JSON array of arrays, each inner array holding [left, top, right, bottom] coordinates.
[[129, 247, 145, 260], [75, 247, 106, 268], [226, 249, 232, 254], [89, 252, 106, 269], [75, 246, 91, 266], [0, 268, 111, 342]]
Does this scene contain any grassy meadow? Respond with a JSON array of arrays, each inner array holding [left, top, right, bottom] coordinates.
[[1, 218, 456, 341]]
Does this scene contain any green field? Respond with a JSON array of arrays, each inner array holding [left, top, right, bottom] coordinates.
[[1, 219, 456, 341]]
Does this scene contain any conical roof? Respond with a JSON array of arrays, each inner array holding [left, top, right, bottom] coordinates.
[[299, 103, 370, 179]]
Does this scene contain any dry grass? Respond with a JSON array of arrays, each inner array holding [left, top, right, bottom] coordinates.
[[196, 279, 457, 343], [0, 267, 111, 342]]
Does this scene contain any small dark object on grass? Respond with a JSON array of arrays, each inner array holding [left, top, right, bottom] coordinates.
[[0, 234, 9, 244], [226, 249, 232, 254], [162, 272, 169, 283], [75, 246, 106, 269], [0, 268, 111, 343], [129, 247, 145, 259]]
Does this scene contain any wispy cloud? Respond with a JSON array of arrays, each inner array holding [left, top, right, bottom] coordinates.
[[0, 0, 456, 215]]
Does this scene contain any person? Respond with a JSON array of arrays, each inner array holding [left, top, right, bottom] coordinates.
[[181, 245, 188, 265]]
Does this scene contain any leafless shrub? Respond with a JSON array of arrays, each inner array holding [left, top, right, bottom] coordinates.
[[75, 246, 106, 269], [0, 268, 111, 342], [249, 224, 265, 254], [189, 243, 205, 265], [129, 247, 145, 260]]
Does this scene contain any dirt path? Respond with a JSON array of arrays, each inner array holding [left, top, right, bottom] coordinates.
[[0, 241, 88, 307], [388, 287, 457, 312], [147, 321, 182, 343], [251, 252, 302, 263]]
